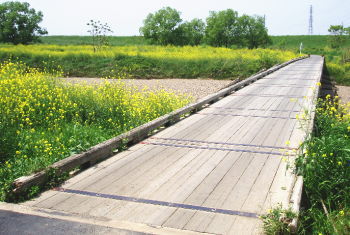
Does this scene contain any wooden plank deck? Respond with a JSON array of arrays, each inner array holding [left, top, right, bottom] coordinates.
[[22, 55, 324, 234]]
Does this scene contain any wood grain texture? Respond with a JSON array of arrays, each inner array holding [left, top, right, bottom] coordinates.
[[21, 55, 324, 234]]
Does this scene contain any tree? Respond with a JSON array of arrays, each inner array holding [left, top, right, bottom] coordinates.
[[328, 25, 347, 48], [87, 20, 113, 52], [204, 9, 270, 48], [0, 1, 47, 44], [237, 15, 271, 49], [175, 18, 205, 46], [140, 7, 182, 45], [204, 9, 239, 47], [345, 27, 350, 36]]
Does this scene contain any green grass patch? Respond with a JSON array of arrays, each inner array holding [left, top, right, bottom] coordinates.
[[271, 35, 350, 51]]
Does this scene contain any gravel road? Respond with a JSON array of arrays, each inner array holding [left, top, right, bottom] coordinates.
[[60, 77, 350, 104], [60, 77, 236, 101]]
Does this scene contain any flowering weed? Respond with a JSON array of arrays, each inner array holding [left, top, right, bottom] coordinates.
[[0, 61, 190, 201], [0, 44, 299, 78], [296, 96, 350, 234]]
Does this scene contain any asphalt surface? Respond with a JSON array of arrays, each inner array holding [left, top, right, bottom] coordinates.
[[0, 210, 146, 235]]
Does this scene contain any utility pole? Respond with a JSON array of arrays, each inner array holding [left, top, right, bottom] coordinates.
[[308, 5, 313, 35]]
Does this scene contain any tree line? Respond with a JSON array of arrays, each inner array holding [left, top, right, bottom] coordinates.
[[328, 24, 350, 48], [1, 1, 349, 50], [140, 7, 271, 49]]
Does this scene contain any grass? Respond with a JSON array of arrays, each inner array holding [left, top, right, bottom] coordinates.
[[271, 35, 350, 86], [40, 35, 350, 49], [271, 35, 350, 51], [294, 96, 350, 234], [37, 35, 350, 85], [260, 205, 297, 235], [0, 44, 298, 79], [0, 61, 191, 202], [40, 35, 149, 46], [260, 96, 350, 234]]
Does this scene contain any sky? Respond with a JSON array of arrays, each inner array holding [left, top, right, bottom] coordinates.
[[3, 0, 350, 36]]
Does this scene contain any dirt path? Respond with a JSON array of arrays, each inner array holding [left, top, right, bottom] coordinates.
[[60, 77, 235, 101], [336, 85, 350, 104], [60, 78, 350, 105]]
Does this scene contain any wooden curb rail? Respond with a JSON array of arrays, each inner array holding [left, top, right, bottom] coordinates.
[[12, 56, 309, 195]]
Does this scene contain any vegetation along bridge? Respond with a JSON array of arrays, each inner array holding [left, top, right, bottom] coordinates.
[[10, 55, 324, 234]]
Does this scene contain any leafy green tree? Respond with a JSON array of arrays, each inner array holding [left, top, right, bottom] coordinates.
[[140, 7, 182, 45], [237, 15, 271, 49], [345, 27, 350, 36], [328, 25, 347, 48], [0, 1, 47, 44], [204, 9, 239, 47], [175, 18, 205, 46], [205, 9, 270, 48]]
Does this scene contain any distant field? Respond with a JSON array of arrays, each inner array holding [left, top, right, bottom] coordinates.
[[0, 44, 297, 79], [271, 35, 350, 85], [271, 35, 336, 51], [5, 35, 350, 85], [40, 36, 148, 46], [40, 35, 350, 50]]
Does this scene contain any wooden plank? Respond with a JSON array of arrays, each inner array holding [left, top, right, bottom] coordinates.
[[49, 145, 180, 211], [103, 149, 221, 220], [25, 143, 148, 207], [186, 69, 304, 231], [175, 101, 288, 231], [187, 153, 267, 233], [131, 115, 268, 226], [19, 55, 324, 235], [171, 111, 278, 230], [68, 147, 193, 215], [33, 144, 163, 208], [15, 57, 306, 194], [162, 151, 245, 229]]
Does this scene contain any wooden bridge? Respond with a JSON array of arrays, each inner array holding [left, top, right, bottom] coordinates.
[[8, 55, 324, 234]]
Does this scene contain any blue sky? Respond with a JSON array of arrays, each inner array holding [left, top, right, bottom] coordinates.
[[4, 0, 350, 36]]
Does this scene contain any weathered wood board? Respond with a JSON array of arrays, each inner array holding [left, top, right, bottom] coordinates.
[[22, 56, 324, 234]]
